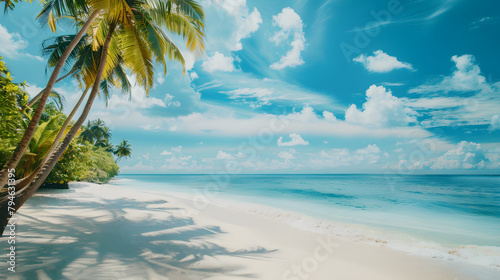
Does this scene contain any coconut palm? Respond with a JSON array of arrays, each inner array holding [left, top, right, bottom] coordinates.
[[114, 140, 132, 162], [10, 30, 133, 192], [0, 0, 205, 234], [79, 119, 112, 147], [0, 0, 100, 187], [17, 113, 70, 177]]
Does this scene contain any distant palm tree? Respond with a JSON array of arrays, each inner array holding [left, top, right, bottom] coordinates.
[[79, 119, 112, 147], [114, 140, 132, 162]]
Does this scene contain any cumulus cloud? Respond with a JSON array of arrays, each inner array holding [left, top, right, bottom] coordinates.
[[168, 105, 429, 138], [431, 141, 488, 169], [322, 111, 337, 122], [161, 146, 183, 156], [277, 133, 309, 146], [278, 148, 296, 162], [353, 50, 413, 73], [107, 75, 166, 109], [409, 55, 490, 94], [345, 85, 418, 127], [218, 0, 262, 51], [491, 114, 500, 130], [270, 7, 306, 70], [171, 146, 183, 152], [310, 144, 382, 168], [402, 55, 500, 127], [392, 141, 490, 171], [202, 52, 235, 72], [164, 94, 181, 107], [189, 71, 199, 80], [216, 151, 235, 160], [0, 24, 43, 61]]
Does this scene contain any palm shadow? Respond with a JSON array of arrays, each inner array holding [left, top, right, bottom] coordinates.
[[1, 189, 276, 279]]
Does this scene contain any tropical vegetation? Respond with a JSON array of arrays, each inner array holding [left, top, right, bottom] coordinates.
[[0, 0, 206, 235]]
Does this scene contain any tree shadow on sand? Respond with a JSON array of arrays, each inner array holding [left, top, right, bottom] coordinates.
[[1, 189, 276, 280]]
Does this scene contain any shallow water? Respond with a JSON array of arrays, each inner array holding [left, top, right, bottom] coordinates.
[[111, 174, 500, 268]]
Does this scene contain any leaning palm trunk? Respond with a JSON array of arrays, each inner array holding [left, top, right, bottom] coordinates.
[[0, 23, 115, 236], [0, 10, 101, 188], [14, 87, 90, 191], [27, 68, 79, 107]]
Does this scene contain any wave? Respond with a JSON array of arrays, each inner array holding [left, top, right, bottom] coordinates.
[[166, 190, 500, 270]]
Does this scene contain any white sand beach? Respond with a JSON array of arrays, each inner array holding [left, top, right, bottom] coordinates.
[[5, 181, 498, 280]]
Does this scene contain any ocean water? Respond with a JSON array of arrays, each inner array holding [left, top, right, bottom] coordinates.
[[111, 174, 500, 268]]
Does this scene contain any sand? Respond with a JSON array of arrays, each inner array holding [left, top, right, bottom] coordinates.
[[1, 181, 498, 280]]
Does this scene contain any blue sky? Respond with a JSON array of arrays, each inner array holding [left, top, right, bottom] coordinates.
[[1, 0, 499, 174]]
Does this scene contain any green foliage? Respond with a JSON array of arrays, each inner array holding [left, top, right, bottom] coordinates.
[[83, 147, 119, 183], [114, 140, 132, 162], [0, 57, 121, 186], [0, 57, 28, 165], [45, 143, 119, 184], [45, 139, 93, 184], [17, 113, 67, 177]]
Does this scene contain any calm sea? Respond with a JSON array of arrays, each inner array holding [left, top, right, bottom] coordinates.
[[111, 174, 500, 267]]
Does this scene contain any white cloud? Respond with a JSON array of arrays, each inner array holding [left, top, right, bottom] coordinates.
[[322, 111, 337, 122], [168, 105, 429, 138], [202, 52, 235, 73], [171, 146, 183, 152], [402, 55, 500, 128], [277, 133, 309, 147], [491, 114, 500, 130], [278, 148, 296, 161], [309, 144, 382, 168], [431, 141, 487, 169], [164, 94, 181, 107], [353, 50, 413, 73], [0, 24, 43, 61], [345, 85, 418, 127], [107, 76, 166, 109], [392, 141, 490, 171], [25, 83, 44, 99], [216, 151, 235, 160], [355, 144, 382, 164], [161, 145, 183, 155], [189, 71, 199, 80], [160, 155, 194, 170], [207, 0, 262, 52], [222, 88, 272, 108], [270, 7, 306, 70], [409, 55, 490, 94], [157, 76, 165, 85]]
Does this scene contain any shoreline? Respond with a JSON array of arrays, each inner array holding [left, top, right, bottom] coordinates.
[[157, 186, 500, 270], [6, 181, 499, 279]]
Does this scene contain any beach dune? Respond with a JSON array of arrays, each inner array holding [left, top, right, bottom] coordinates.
[[3, 182, 496, 280]]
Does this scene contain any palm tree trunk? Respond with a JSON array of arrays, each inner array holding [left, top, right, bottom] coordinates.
[[27, 68, 78, 107], [14, 87, 89, 191], [0, 10, 101, 188], [0, 23, 116, 236]]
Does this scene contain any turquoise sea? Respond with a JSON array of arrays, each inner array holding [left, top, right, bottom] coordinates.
[[112, 174, 500, 268]]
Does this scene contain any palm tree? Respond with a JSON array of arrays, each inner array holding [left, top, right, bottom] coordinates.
[[18, 113, 70, 177], [0, 0, 101, 187], [0, 0, 205, 234], [79, 120, 95, 144], [10, 29, 133, 192], [90, 119, 112, 146], [114, 140, 132, 162], [78, 119, 113, 150]]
